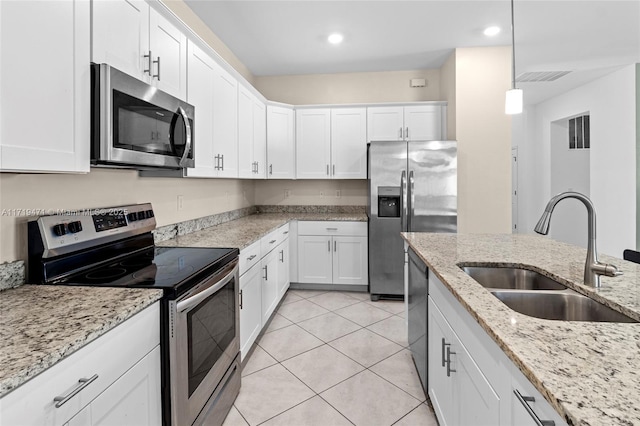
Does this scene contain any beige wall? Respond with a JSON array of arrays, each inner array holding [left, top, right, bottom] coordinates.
[[254, 69, 441, 105], [0, 170, 255, 262], [160, 0, 255, 85], [440, 52, 457, 139], [455, 47, 512, 234], [254, 180, 367, 206]]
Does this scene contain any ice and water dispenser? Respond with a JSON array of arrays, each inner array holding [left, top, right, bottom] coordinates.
[[377, 186, 400, 218]]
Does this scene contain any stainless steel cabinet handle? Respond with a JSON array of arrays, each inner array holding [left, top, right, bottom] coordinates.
[[53, 374, 99, 408], [279, 250, 284, 262], [269, 239, 276, 244], [328, 240, 331, 251], [334, 241, 337, 252], [514, 390, 555, 426], [406, 127, 409, 140], [283, 231, 289, 235], [398, 127, 402, 140], [256, 161, 259, 174], [269, 164, 273, 175], [239, 289, 243, 309], [220, 154, 225, 171], [332, 165, 335, 176], [326, 227, 338, 231], [263, 265, 268, 280], [326, 164, 329, 175], [144, 51, 152, 76], [153, 56, 161, 80], [247, 254, 257, 261], [441, 338, 449, 367], [446, 346, 456, 377]]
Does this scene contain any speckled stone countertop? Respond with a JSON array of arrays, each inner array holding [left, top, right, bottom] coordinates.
[[0, 285, 163, 397], [402, 233, 640, 426], [159, 212, 367, 249]]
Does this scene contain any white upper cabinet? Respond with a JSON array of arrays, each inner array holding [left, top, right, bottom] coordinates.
[[212, 63, 239, 178], [0, 0, 90, 173], [331, 108, 367, 179], [184, 40, 216, 178], [238, 86, 267, 179], [266, 105, 295, 179], [368, 105, 444, 142], [296, 109, 331, 179], [253, 100, 267, 178], [92, 0, 187, 100]]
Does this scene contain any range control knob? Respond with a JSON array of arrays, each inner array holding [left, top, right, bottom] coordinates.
[[127, 212, 137, 223], [52, 224, 67, 237], [67, 221, 83, 233]]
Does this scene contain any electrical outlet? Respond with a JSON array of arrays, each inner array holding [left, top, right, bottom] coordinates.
[[319, 191, 325, 198], [284, 189, 291, 199], [177, 195, 184, 211], [335, 190, 341, 198]]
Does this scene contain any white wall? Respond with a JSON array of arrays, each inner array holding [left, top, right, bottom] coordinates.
[[518, 64, 636, 257]]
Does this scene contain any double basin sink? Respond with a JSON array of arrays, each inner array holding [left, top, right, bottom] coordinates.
[[460, 265, 637, 323]]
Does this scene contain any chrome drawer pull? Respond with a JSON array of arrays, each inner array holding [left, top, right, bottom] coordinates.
[[446, 346, 456, 377], [53, 374, 98, 408], [239, 289, 243, 309], [247, 254, 257, 261], [441, 338, 449, 367], [269, 239, 276, 244], [326, 227, 338, 231], [514, 389, 555, 426]]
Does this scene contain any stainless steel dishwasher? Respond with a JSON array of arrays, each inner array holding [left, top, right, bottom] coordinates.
[[407, 248, 428, 393]]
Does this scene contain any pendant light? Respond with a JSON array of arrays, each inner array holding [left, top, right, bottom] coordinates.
[[505, 0, 523, 115]]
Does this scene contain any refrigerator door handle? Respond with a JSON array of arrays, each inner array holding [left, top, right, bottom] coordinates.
[[409, 170, 415, 231], [400, 170, 407, 231]]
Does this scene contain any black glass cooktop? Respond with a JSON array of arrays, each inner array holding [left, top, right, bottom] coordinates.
[[56, 246, 238, 292]]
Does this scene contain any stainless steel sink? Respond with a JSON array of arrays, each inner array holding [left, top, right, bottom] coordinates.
[[491, 290, 638, 323], [460, 266, 567, 290]]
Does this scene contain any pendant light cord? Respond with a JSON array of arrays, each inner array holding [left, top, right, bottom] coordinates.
[[511, 0, 516, 90]]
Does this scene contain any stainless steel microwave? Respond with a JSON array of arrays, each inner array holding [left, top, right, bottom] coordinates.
[[91, 63, 194, 169]]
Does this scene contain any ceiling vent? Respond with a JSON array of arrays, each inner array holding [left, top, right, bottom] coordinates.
[[516, 71, 571, 83]]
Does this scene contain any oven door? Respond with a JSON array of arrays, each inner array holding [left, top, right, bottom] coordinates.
[[169, 259, 239, 426]]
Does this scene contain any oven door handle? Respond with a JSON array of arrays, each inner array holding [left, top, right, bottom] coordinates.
[[176, 260, 238, 313]]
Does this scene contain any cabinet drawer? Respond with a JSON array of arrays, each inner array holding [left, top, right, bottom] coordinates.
[[240, 240, 261, 276], [0, 303, 160, 426], [297, 221, 366, 236], [278, 222, 290, 241], [261, 228, 281, 257]]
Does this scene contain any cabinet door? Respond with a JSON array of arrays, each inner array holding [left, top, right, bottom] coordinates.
[[296, 109, 331, 179], [261, 250, 280, 326], [428, 297, 455, 426], [0, 0, 90, 173], [185, 41, 215, 178], [277, 239, 290, 299], [240, 264, 262, 360], [237, 85, 254, 178], [212, 63, 239, 178], [85, 346, 162, 426], [367, 107, 404, 142], [332, 236, 368, 285], [149, 8, 187, 100], [404, 106, 442, 141], [253, 99, 267, 178], [92, 0, 150, 82], [297, 236, 333, 284], [266, 105, 295, 179], [331, 108, 367, 179]]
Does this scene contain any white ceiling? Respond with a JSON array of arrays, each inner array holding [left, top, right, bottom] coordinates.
[[184, 0, 640, 105]]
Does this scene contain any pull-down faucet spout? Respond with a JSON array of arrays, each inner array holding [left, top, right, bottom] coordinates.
[[534, 191, 622, 288]]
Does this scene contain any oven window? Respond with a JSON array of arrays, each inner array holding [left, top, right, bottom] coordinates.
[[112, 90, 191, 158], [187, 278, 236, 397]]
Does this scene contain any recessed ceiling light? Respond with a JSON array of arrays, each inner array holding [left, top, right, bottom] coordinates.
[[484, 26, 501, 36], [328, 33, 344, 44]]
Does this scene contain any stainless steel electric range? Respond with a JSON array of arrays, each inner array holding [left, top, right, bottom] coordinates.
[[27, 203, 240, 426]]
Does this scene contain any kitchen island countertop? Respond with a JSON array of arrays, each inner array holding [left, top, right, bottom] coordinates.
[[402, 232, 640, 426]]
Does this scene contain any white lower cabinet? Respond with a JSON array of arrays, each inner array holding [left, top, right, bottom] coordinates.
[[239, 257, 263, 361], [0, 303, 161, 426], [297, 221, 368, 287], [261, 248, 280, 326], [427, 271, 567, 426]]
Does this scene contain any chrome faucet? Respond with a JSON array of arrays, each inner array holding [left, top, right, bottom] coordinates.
[[534, 191, 622, 288]]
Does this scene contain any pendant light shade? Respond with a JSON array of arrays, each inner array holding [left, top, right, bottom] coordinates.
[[506, 0, 523, 115]]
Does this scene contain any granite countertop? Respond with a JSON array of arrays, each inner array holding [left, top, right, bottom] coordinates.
[[159, 212, 367, 249], [0, 285, 163, 398], [402, 232, 640, 426]]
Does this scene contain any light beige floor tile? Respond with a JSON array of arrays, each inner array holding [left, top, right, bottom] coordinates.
[[280, 292, 304, 305], [282, 345, 364, 393], [288, 289, 329, 299], [307, 291, 361, 311], [395, 310, 407, 319], [264, 313, 294, 333], [320, 370, 421, 426], [234, 364, 314, 425], [242, 345, 277, 377], [222, 405, 249, 426], [367, 315, 409, 347], [262, 396, 352, 426], [297, 312, 362, 342], [258, 324, 324, 361], [393, 403, 438, 426], [370, 349, 427, 401], [365, 299, 406, 315], [276, 299, 330, 323], [334, 301, 393, 327], [340, 291, 371, 301], [329, 328, 403, 367]]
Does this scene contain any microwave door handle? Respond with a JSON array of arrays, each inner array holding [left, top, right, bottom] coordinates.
[[176, 260, 238, 313], [175, 106, 192, 168]]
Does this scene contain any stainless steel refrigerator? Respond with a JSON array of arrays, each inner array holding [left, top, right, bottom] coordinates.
[[367, 140, 457, 300]]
